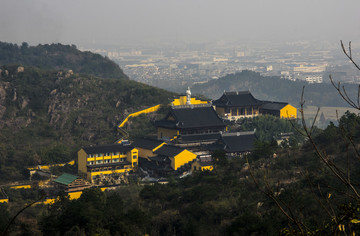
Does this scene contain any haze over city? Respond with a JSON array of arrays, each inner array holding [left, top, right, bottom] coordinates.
[[1, 0, 360, 47]]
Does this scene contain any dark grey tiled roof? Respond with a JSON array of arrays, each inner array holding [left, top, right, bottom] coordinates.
[[154, 145, 185, 157], [82, 144, 134, 154], [178, 133, 221, 142], [221, 133, 256, 153], [155, 106, 226, 129], [261, 101, 288, 111], [149, 155, 169, 162], [154, 120, 177, 129], [132, 138, 164, 150], [213, 91, 263, 107]]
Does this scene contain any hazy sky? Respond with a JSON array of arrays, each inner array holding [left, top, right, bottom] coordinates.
[[1, 0, 360, 47]]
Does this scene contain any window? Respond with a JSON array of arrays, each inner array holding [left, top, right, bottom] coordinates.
[[96, 160, 103, 164], [231, 108, 237, 116], [104, 159, 111, 164], [96, 153, 102, 157], [133, 155, 137, 159], [105, 153, 110, 156], [120, 158, 126, 162], [113, 152, 119, 156], [88, 154, 94, 158], [87, 161, 94, 165], [112, 158, 119, 163]]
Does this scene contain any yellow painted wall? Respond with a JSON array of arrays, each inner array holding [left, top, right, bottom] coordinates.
[[170, 149, 197, 170], [191, 98, 208, 105], [191, 162, 213, 172], [127, 149, 138, 167], [280, 104, 297, 119], [10, 185, 31, 189], [118, 104, 161, 128], [68, 191, 82, 200], [43, 198, 56, 205], [172, 96, 187, 106], [90, 168, 131, 178], [0, 199, 8, 203], [28, 160, 74, 171], [34, 188, 109, 205], [68, 160, 75, 165], [136, 147, 155, 159], [100, 187, 108, 191], [172, 96, 208, 106], [201, 166, 213, 171], [157, 127, 178, 140]]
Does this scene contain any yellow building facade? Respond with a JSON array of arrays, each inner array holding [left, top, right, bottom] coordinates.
[[170, 149, 197, 170], [78, 144, 138, 182], [146, 145, 198, 175], [213, 91, 297, 120], [10, 185, 32, 189], [280, 104, 297, 119]]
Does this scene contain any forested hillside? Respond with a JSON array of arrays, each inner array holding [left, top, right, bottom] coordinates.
[[191, 70, 357, 107], [0, 42, 128, 79], [0, 65, 175, 181], [2, 112, 358, 235]]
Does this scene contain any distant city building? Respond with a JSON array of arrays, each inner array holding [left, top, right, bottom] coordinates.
[[305, 76, 323, 84], [292, 64, 327, 73]]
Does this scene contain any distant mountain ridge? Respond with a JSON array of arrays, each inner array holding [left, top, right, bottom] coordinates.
[[191, 70, 358, 107], [0, 42, 128, 79]]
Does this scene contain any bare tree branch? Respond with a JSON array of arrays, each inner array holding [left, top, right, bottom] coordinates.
[[341, 40, 360, 71]]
